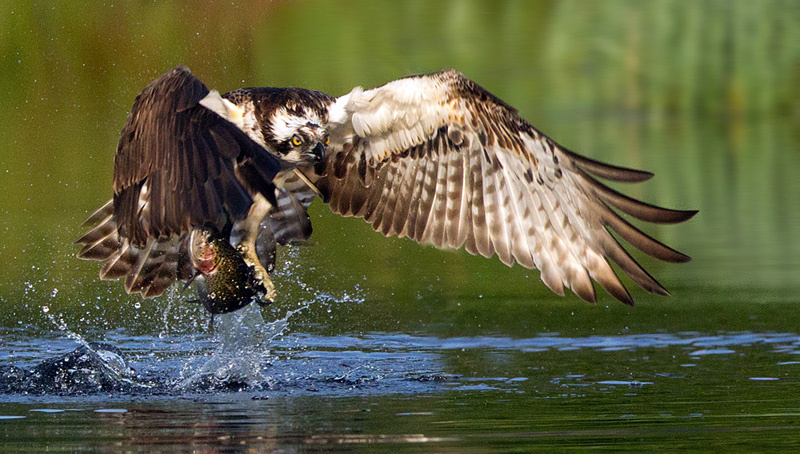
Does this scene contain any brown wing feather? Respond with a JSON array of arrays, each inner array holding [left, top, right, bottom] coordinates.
[[77, 66, 281, 299], [112, 66, 281, 246], [314, 69, 696, 305]]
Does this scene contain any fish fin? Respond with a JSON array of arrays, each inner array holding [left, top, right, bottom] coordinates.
[[183, 271, 201, 290]]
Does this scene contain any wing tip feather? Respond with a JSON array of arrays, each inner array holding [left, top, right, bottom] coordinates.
[[562, 149, 654, 182]]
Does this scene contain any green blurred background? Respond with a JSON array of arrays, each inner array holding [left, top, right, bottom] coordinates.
[[0, 0, 798, 333]]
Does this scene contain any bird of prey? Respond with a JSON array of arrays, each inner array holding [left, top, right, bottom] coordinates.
[[76, 66, 696, 314]]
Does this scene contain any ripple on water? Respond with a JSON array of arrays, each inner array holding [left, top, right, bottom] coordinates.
[[3, 321, 800, 399], [688, 348, 737, 356]]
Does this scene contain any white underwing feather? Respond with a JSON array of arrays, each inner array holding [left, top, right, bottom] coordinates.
[[317, 69, 692, 304]]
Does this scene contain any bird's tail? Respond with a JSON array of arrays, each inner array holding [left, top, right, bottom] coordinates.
[[75, 200, 193, 298]]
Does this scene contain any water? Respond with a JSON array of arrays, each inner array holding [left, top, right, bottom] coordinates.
[[2, 0, 800, 451], [3, 317, 800, 451]]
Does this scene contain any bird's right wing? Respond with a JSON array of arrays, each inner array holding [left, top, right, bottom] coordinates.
[[77, 66, 282, 298], [111, 66, 281, 246]]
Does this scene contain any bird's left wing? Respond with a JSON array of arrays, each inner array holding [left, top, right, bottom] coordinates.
[[312, 70, 696, 304]]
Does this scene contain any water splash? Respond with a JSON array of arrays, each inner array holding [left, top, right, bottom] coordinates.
[[42, 303, 90, 349], [176, 302, 310, 390], [166, 242, 367, 391], [5, 243, 368, 396], [273, 244, 366, 312], [172, 252, 366, 392], [38, 303, 141, 390]]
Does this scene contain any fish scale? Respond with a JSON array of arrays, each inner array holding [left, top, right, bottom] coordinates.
[[190, 229, 266, 315]]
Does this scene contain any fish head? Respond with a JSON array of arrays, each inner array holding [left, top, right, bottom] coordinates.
[[189, 228, 221, 275]]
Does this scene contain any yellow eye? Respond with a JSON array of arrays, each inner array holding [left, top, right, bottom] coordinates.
[[291, 135, 302, 147]]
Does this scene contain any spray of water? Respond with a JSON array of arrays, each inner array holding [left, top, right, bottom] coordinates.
[[174, 246, 365, 391], [40, 303, 140, 388], [42, 304, 90, 347], [26, 243, 366, 394]]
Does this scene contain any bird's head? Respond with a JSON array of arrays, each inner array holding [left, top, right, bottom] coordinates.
[[268, 112, 328, 169], [260, 90, 331, 171]]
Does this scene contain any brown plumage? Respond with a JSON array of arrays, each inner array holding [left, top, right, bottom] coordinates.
[[112, 66, 281, 245], [77, 66, 284, 301], [311, 69, 696, 305], [77, 66, 696, 313]]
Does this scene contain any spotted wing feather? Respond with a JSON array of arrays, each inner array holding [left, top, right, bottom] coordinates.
[[314, 70, 696, 304]]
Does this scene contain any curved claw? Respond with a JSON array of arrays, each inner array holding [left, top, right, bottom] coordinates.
[[238, 243, 276, 306], [252, 265, 276, 306]]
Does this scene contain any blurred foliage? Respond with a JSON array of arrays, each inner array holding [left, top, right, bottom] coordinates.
[[544, 0, 800, 117], [0, 0, 798, 331]]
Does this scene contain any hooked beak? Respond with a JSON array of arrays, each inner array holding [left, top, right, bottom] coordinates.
[[312, 141, 326, 163], [312, 141, 327, 174]]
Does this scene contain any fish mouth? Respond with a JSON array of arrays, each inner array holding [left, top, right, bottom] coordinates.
[[189, 229, 218, 273]]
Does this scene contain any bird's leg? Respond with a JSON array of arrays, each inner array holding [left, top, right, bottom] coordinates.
[[231, 195, 276, 304]]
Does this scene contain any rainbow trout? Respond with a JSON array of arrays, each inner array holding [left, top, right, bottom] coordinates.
[[189, 228, 267, 315]]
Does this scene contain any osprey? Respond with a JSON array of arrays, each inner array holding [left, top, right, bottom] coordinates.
[[76, 66, 696, 313]]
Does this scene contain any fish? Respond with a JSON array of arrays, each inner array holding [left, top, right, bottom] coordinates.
[[189, 228, 268, 315]]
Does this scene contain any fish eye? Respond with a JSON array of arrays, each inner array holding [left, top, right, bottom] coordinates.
[[291, 135, 303, 147]]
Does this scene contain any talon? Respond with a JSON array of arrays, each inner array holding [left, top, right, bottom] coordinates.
[[255, 298, 273, 307], [238, 243, 277, 305]]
